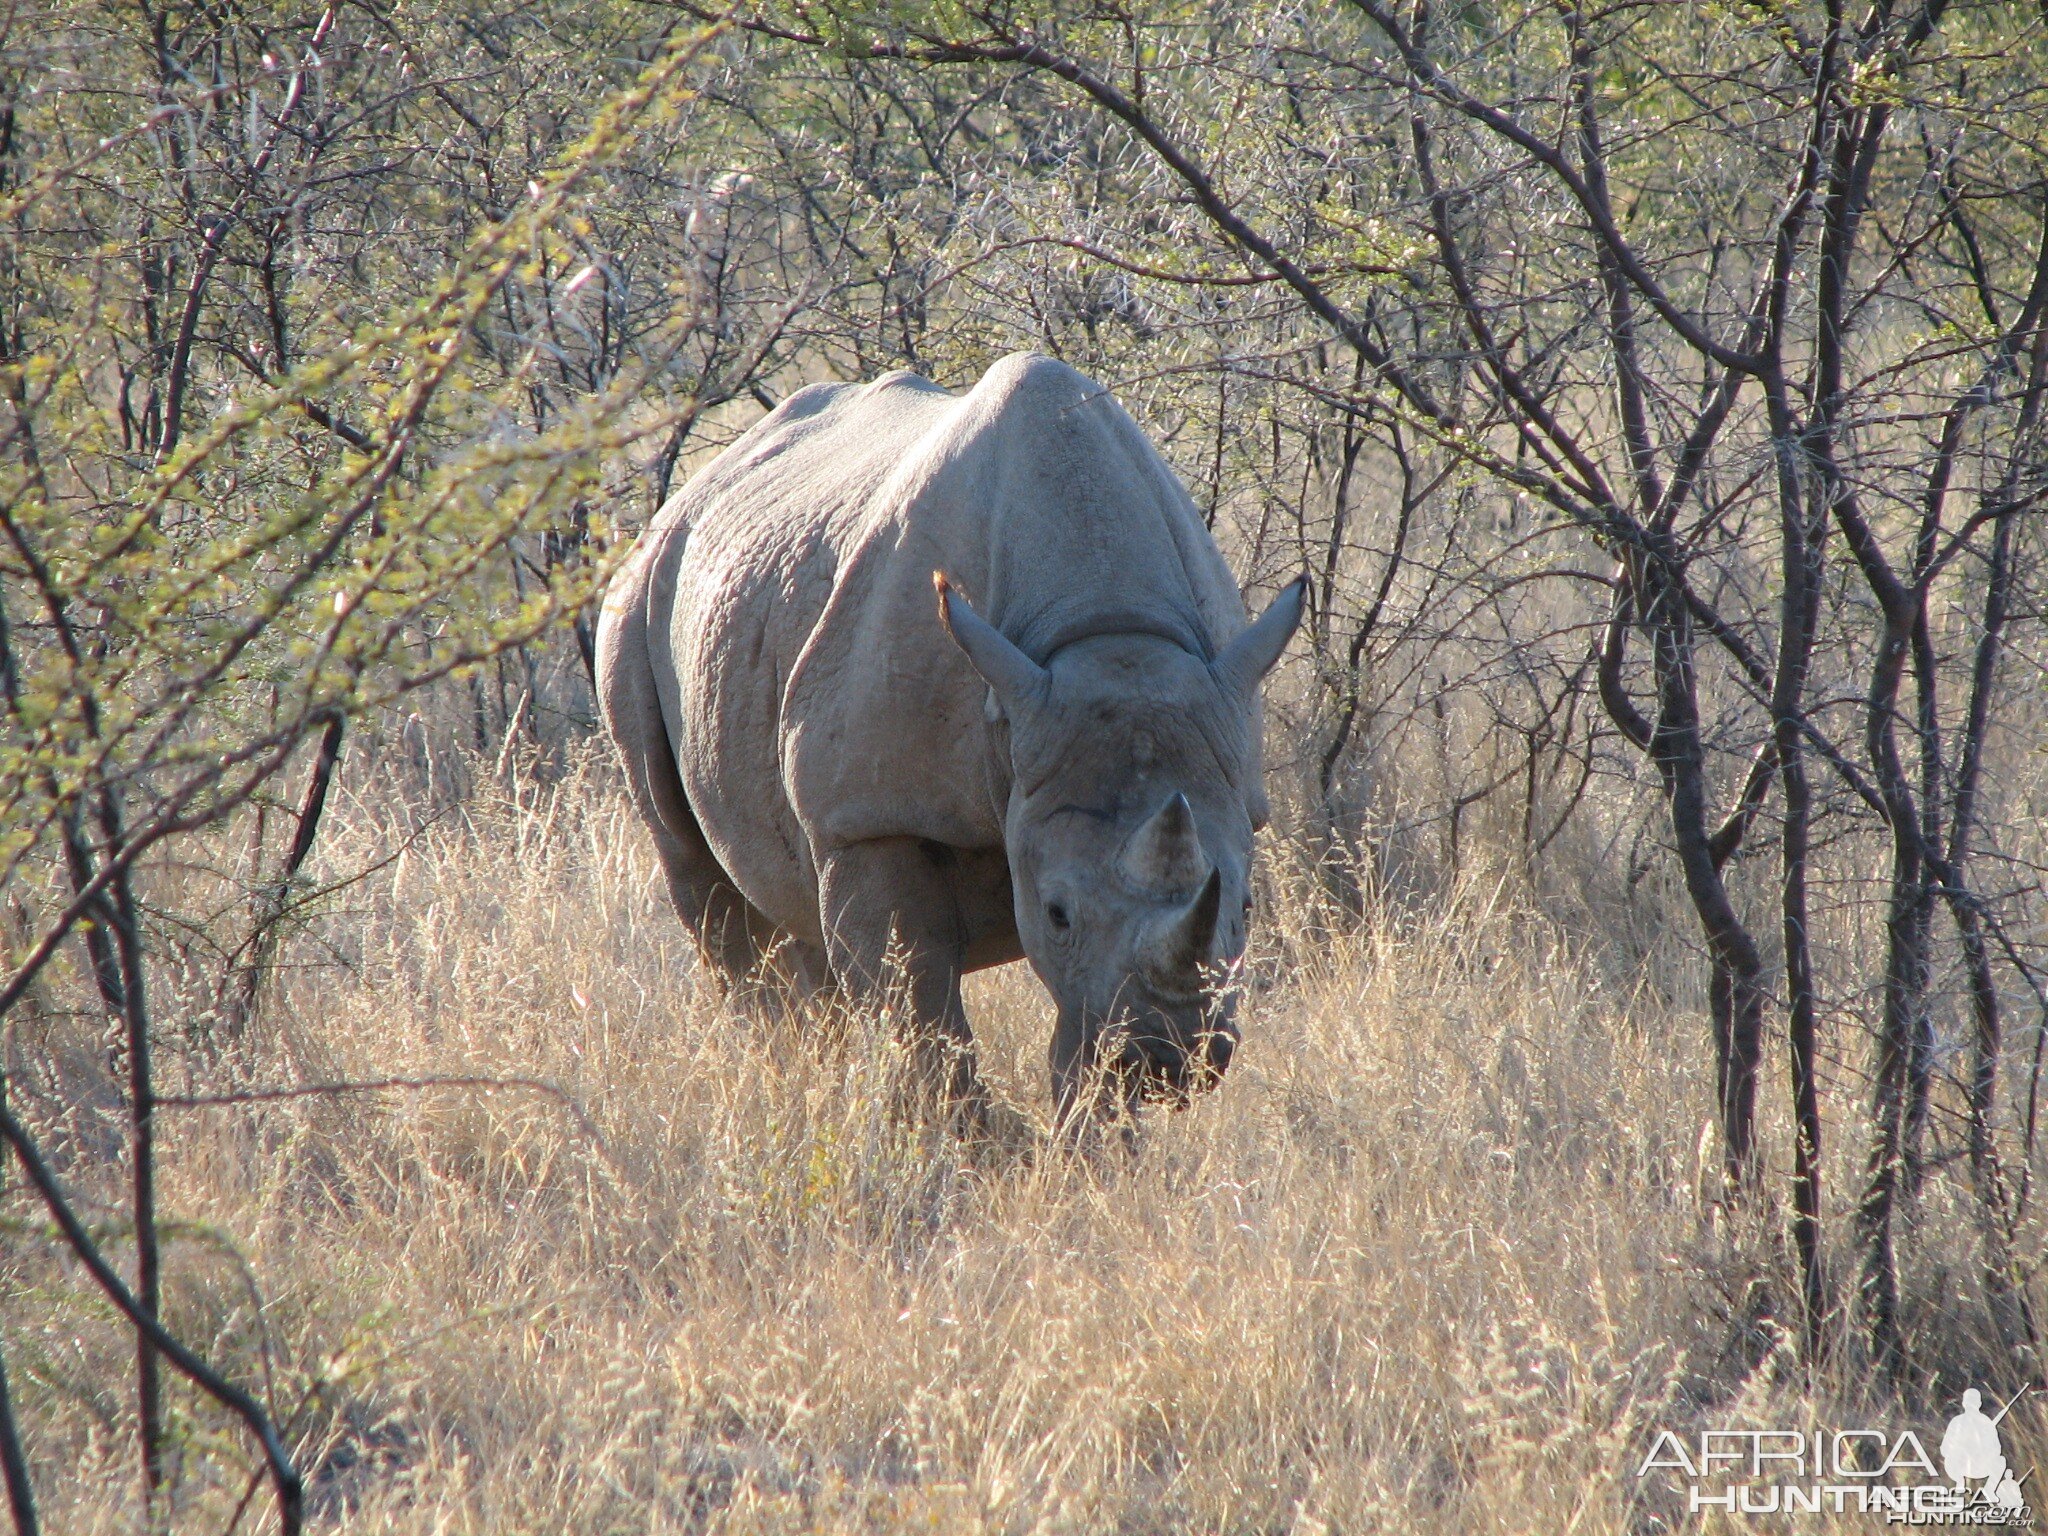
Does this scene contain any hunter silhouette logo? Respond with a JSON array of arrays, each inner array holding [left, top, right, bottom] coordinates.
[[1637, 1386, 2035, 1523], [1944, 1390, 2031, 1515]]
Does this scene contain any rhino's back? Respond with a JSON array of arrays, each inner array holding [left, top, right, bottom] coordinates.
[[889, 352, 1245, 662]]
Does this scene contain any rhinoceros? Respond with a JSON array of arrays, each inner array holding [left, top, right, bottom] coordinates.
[[596, 352, 1303, 1122]]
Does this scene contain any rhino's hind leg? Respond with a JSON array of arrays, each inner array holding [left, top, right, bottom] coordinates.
[[817, 838, 992, 1124], [596, 550, 798, 997]]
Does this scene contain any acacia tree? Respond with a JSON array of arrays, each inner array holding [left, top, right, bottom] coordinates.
[[0, 14, 787, 1526]]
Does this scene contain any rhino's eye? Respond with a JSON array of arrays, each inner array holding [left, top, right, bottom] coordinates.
[[1045, 901, 1071, 931]]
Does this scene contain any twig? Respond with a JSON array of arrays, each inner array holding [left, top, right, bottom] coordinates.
[[0, 1064, 37, 1536], [0, 1340, 32, 1536]]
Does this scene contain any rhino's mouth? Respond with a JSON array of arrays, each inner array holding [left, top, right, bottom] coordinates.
[[1106, 1023, 1237, 1104]]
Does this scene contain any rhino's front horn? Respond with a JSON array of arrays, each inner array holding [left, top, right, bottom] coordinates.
[[1121, 792, 1208, 892], [1138, 867, 1224, 995]]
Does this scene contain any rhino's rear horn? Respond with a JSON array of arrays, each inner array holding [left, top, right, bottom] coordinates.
[[1121, 791, 1207, 891], [1141, 867, 1223, 992]]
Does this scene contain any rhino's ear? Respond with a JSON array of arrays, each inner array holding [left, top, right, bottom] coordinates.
[[1214, 575, 1309, 699], [935, 572, 1047, 720]]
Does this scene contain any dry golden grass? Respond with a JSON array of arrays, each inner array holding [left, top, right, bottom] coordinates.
[[6, 755, 2042, 1533]]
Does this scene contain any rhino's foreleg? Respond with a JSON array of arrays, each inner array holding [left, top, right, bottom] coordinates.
[[817, 838, 992, 1123]]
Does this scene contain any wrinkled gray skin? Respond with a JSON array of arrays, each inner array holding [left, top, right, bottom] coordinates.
[[596, 352, 1303, 1124]]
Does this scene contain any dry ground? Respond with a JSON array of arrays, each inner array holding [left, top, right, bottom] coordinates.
[[5, 756, 2042, 1533]]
